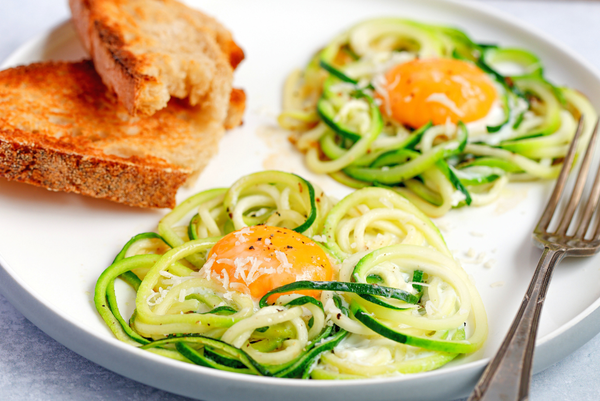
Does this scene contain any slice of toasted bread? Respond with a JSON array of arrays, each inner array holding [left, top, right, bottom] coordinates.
[[69, 0, 244, 117], [0, 60, 229, 208]]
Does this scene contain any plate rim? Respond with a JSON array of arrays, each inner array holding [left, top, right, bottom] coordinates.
[[2, 0, 600, 399]]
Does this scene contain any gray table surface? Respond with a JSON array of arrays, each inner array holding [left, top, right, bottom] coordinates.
[[2, 0, 600, 400]]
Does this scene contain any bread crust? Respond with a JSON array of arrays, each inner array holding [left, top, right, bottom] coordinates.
[[69, 0, 242, 117], [0, 128, 188, 208], [70, 0, 142, 114]]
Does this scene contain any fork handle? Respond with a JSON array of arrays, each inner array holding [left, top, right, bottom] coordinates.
[[468, 246, 566, 401]]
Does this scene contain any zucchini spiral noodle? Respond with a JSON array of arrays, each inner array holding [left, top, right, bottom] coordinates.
[[96, 171, 487, 379], [278, 18, 598, 217]]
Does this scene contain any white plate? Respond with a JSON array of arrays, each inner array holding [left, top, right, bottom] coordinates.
[[2, 0, 600, 400]]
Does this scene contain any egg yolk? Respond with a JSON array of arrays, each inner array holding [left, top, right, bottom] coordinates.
[[377, 58, 497, 128], [207, 225, 334, 300]]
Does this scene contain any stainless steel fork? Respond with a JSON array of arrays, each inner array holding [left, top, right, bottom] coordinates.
[[468, 116, 600, 401]]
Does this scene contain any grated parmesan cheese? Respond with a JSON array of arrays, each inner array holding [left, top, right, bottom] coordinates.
[[459, 248, 487, 265], [221, 269, 230, 289], [372, 74, 393, 117], [435, 220, 454, 233], [217, 258, 235, 266], [451, 190, 467, 206], [426, 93, 465, 117], [147, 287, 169, 306], [178, 288, 187, 303], [296, 270, 314, 281], [233, 227, 253, 243], [200, 253, 217, 279], [312, 235, 327, 243], [245, 258, 264, 285], [275, 250, 294, 272], [233, 257, 253, 281], [230, 282, 251, 295]]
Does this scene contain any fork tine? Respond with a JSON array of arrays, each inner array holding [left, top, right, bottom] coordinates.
[[536, 116, 585, 234], [574, 119, 600, 239], [587, 167, 600, 242], [556, 117, 600, 235]]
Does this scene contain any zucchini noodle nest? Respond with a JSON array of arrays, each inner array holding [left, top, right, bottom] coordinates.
[[278, 17, 598, 217], [96, 170, 488, 379]]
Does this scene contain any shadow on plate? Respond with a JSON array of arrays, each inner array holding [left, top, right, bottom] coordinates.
[[0, 177, 164, 217]]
